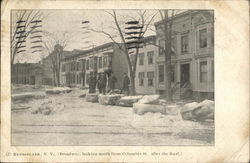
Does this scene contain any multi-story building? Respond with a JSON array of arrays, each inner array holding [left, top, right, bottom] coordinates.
[[129, 36, 157, 95], [154, 10, 214, 100], [11, 63, 43, 85], [60, 43, 128, 89]]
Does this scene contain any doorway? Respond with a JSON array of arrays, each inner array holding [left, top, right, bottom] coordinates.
[[180, 63, 190, 87]]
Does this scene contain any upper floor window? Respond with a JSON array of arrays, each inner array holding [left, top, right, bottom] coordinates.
[[199, 29, 207, 48], [181, 34, 188, 53], [159, 39, 165, 56], [99, 57, 103, 68], [103, 56, 107, 67], [86, 60, 89, 70], [200, 61, 208, 83], [139, 53, 144, 65], [147, 51, 154, 64]]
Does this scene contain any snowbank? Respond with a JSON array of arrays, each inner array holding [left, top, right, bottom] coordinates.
[[137, 95, 160, 104], [98, 94, 124, 105], [12, 92, 46, 102], [117, 95, 143, 107], [86, 93, 99, 103], [31, 99, 65, 115], [133, 103, 166, 115], [180, 100, 214, 121], [45, 87, 72, 95]]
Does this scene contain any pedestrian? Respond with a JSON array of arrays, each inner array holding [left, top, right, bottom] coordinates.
[[97, 74, 102, 93], [88, 73, 96, 93], [100, 73, 107, 95], [108, 72, 117, 93], [122, 73, 130, 95]]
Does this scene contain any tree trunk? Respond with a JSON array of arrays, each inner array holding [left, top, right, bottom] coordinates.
[[164, 10, 173, 102], [129, 73, 136, 96]]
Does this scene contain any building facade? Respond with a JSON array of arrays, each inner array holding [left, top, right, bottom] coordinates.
[[60, 43, 128, 89], [129, 36, 157, 95], [155, 10, 214, 100], [11, 63, 43, 85]]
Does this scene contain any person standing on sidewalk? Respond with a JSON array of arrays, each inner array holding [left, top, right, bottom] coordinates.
[[108, 72, 117, 93], [122, 73, 130, 95]]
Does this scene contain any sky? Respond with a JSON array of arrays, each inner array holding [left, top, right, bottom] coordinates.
[[12, 10, 162, 63]]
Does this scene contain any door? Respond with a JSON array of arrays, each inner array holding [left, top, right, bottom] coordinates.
[[180, 63, 190, 87]]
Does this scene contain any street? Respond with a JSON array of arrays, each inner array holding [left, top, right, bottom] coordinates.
[[12, 87, 214, 146]]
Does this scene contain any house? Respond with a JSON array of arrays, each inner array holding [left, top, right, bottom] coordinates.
[[129, 35, 157, 95], [60, 43, 128, 89], [154, 10, 214, 100]]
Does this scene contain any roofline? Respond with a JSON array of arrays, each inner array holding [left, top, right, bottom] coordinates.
[[154, 10, 213, 27]]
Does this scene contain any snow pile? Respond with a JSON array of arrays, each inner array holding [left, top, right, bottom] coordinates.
[[117, 95, 143, 107], [133, 103, 166, 115], [98, 94, 124, 105], [165, 105, 180, 115], [180, 100, 214, 121], [45, 87, 72, 95], [31, 99, 65, 115], [12, 92, 46, 102], [86, 93, 99, 102], [137, 95, 160, 104]]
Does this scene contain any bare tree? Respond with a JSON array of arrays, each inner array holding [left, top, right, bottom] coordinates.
[[90, 10, 157, 95], [42, 31, 75, 86], [11, 10, 44, 66], [158, 10, 179, 101]]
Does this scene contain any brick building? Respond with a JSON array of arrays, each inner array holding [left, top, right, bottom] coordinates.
[[60, 43, 128, 89]]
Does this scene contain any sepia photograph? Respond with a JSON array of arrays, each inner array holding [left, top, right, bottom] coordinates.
[[10, 9, 215, 146]]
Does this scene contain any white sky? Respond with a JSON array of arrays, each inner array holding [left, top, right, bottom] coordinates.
[[12, 10, 163, 63]]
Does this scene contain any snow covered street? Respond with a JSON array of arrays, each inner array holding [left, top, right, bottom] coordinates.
[[11, 87, 214, 146]]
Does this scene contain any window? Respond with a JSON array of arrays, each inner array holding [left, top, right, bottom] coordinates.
[[159, 39, 165, 56], [200, 61, 208, 82], [158, 65, 164, 83], [138, 72, 145, 86], [147, 71, 154, 86], [181, 34, 188, 53], [86, 60, 89, 70], [171, 36, 176, 55], [103, 56, 107, 67], [99, 57, 103, 68], [139, 53, 144, 65], [199, 29, 207, 48], [76, 62, 79, 71], [147, 51, 154, 64]]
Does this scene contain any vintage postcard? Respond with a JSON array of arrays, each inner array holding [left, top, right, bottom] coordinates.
[[1, 0, 249, 162]]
